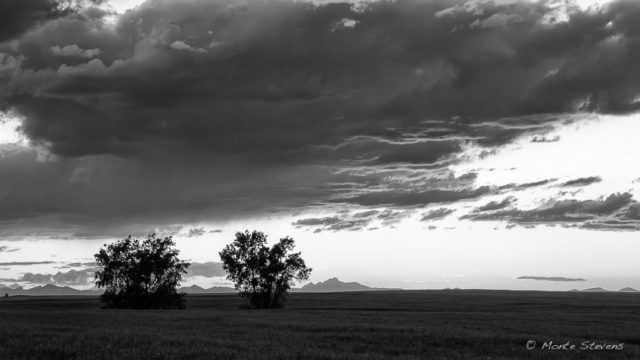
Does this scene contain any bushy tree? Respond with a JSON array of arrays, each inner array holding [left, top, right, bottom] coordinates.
[[94, 234, 190, 309], [220, 230, 311, 309]]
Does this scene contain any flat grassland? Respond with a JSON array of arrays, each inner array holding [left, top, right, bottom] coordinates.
[[1, 290, 639, 360]]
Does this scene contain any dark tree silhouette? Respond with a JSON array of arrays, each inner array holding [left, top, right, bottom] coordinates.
[[94, 234, 190, 309], [220, 230, 311, 309]]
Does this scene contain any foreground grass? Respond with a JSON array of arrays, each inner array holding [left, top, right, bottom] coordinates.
[[1, 290, 639, 359]]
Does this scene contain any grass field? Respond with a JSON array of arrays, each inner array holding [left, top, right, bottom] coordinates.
[[1, 290, 639, 360]]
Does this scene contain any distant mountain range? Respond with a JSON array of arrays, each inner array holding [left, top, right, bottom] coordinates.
[[568, 287, 639, 293], [0, 283, 235, 296], [293, 278, 397, 292], [181, 278, 393, 294], [2, 281, 636, 297], [0, 278, 391, 296], [0, 284, 102, 296]]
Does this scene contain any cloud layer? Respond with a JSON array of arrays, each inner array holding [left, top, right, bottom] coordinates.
[[1, 0, 640, 236], [463, 192, 640, 230]]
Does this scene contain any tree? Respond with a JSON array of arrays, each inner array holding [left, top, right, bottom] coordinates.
[[94, 234, 190, 309], [219, 230, 311, 309]]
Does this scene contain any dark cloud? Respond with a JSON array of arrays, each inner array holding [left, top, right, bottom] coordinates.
[[531, 135, 560, 143], [186, 227, 205, 238], [292, 214, 371, 233], [465, 192, 636, 228], [514, 179, 556, 190], [475, 197, 515, 212], [18, 272, 54, 284], [51, 268, 94, 285], [0, 1, 67, 42], [337, 186, 492, 207], [187, 262, 225, 278], [352, 210, 379, 218], [1, 0, 639, 236], [377, 209, 412, 226], [517, 276, 586, 282], [292, 216, 341, 227], [0, 1, 106, 42], [320, 218, 371, 232], [576, 201, 640, 230], [420, 208, 454, 221], [0, 149, 334, 238], [560, 176, 602, 187], [0, 261, 55, 266], [4, 0, 630, 154], [334, 138, 461, 165], [579, 219, 640, 231], [621, 203, 640, 220], [291, 208, 412, 232], [498, 179, 556, 191], [63, 261, 95, 268], [0, 246, 19, 253]]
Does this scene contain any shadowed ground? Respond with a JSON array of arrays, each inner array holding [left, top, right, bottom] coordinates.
[[1, 290, 639, 359]]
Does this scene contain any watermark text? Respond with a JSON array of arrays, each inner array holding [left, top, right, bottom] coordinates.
[[526, 340, 624, 351]]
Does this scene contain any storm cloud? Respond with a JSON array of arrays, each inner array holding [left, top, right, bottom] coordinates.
[[292, 214, 372, 232], [0, 0, 99, 42], [464, 192, 638, 229], [2, 0, 640, 236], [560, 176, 602, 187], [420, 208, 455, 221], [475, 197, 515, 212], [185, 227, 206, 238], [291, 208, 414, 232]]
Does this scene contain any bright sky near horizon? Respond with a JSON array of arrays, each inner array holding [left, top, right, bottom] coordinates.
[[1, 0, 638, 292]]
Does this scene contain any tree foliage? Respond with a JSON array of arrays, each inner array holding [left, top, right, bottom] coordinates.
[[219, 230, 311, 309], [94, 234, 190, 309]]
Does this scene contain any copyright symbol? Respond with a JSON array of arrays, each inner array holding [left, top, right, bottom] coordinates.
[[526, 340, 536, 350]]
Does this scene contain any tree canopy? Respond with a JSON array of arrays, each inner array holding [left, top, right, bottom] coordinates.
[[94, 234, 190, 309], [220, 230, 311, 309]]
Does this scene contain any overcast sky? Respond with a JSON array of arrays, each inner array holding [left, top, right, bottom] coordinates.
[[1, 0, 639, 291]]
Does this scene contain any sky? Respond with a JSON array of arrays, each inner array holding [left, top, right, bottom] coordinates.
[[1, 0, 640, 291]]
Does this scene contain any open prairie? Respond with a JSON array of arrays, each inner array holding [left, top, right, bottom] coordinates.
[[1, 290, 639, 360]]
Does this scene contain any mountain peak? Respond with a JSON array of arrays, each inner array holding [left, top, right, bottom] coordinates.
[[618, 287, 638, 292], [1, 284, 102, 296], [582, 287, 608, 292], [298, 278, 373, 292], [183, 285, 205, 290]]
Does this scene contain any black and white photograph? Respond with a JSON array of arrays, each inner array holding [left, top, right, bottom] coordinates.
[[0, 0, 639, 358]]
